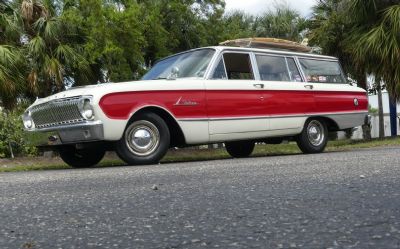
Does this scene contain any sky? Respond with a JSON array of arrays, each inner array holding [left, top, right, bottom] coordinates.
[[224, 0, 317, 18]]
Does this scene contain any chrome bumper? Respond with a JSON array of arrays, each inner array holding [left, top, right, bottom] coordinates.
[[29, 122, 104, 146]]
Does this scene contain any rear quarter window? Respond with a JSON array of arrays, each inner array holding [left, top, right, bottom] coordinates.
[[299, 58, 346, 83]]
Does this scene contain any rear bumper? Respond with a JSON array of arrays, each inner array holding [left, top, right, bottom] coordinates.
[[325, 112, 369, 130]]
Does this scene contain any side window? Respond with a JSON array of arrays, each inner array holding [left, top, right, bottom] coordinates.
[[255, 55, 290, 81], [299, 58, 346, 83], [223, 53, 254, 80], [211, 58, 227, 79], [286, 58, 303, 82]]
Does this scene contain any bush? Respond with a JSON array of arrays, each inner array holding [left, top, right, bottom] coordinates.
[[0, 105, 37, 158]]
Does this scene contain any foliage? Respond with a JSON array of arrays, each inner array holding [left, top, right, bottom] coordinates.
[[0, 105, 37, 158], [0, 1, 26, 109], [307, 0, 400, 99], [220, 6, 307, 43], [254, 6, 307, 42], [307, 0, 364, 87], [343, 0, 400, 100], [368, 105, 378, 114]]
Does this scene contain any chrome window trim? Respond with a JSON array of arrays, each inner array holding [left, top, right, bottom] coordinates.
[[208, 53, 229, 80], [294, 56, 308, 82]]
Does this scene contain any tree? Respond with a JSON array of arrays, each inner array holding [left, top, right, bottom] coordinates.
[[219, 11, 256, 41], [308, 0, 400, 138], [255, 6, 307, 42], [309, 0, 400, 98], [307, 0, 364, 87], [0, 1, 26, 109], [343, 0, 400, 136]]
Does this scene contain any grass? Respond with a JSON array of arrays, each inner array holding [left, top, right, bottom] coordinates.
[[1, 137, 399, 173]]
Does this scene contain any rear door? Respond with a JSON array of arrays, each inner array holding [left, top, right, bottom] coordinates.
[[253, 54, 315, 131]]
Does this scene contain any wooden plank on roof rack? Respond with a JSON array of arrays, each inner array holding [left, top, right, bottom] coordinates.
[[219, 38, 311, 53]]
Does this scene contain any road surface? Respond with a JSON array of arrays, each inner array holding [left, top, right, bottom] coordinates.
[[1, 147, 400, 249]]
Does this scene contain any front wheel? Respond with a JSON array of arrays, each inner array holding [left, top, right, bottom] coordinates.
[[225, 141, 255, 158], [116, 113, 170, 165], [296, 119, 328, 154], [59, 146, 105, 168]]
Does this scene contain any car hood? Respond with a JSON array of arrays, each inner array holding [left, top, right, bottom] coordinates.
[[29, 78, 204, 108]]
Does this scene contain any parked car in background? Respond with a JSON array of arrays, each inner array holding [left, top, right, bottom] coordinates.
[[22, 39, 368, 168]]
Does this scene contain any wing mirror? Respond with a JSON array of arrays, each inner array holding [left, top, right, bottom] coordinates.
[[167, 67, 180, 80]]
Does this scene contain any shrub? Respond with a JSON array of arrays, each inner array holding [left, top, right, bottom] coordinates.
[[0, 105, 37, 158]]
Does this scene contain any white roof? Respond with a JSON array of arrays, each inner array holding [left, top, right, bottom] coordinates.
[[211, 46, 338, 60]]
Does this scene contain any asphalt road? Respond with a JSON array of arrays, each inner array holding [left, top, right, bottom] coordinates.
[[1, 147, 400, 249]]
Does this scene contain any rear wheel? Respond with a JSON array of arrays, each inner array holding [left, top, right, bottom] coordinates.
[[296, 119, 328, 154], [116, 112, 170, 165], [59, 145, 105, 168], [225, 141, 255, 158]]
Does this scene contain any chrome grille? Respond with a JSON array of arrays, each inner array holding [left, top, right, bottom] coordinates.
[[30, 97, 85, 129]]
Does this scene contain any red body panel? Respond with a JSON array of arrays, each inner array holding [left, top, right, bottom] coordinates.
[[99, 90, 207, 120], [99, 89, 368, 120], [206, 90, 264, 118]]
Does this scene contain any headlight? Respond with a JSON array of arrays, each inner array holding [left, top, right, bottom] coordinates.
[[22, 111, 34, 129], [79, 98, 95, 120]]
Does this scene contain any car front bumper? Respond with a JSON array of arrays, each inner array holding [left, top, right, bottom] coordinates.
[[29, 122, 104, 146]]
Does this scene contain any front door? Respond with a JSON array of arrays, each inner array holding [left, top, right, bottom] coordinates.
[[205, 52, 267, 141]]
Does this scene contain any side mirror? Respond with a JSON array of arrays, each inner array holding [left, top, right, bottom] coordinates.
[[167, 67, 180, 80]]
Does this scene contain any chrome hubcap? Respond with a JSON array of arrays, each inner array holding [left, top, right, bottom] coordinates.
[[307, 120, 325, 146], [125, 121, 160, 156]]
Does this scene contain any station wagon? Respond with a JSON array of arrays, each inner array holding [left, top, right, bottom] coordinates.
[[23, 43, 368, 167]]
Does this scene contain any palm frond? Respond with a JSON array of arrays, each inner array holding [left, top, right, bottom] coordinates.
[[27, 35, 46, 58], [382, 5, 400, 36], [0, 45, 25, 107], [55, 44, 77, 64], [33, 16, 46, 32], [26, 69, 38, 95], [43, 17, 61, 42], [20, 0, 48, 24], [20, 0, 34, 23], [43, 56, 64, 89]]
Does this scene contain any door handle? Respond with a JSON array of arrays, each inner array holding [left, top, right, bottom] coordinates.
[[304, 84, 314, 90], [253, 84, 264, 89]]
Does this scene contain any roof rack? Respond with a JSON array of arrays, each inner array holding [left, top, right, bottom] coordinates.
[[219, 38, 311, 53]]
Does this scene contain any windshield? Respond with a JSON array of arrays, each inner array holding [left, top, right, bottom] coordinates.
[[142, 49, 215, 80]]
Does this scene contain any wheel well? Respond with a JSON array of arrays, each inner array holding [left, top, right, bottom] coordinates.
[[309, 116, 339, 132], [131, 107, 186, 147]]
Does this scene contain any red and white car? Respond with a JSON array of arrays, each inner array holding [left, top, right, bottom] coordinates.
[[23, 46, 368, 167]]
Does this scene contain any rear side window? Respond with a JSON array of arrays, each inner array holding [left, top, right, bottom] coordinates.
[[255, 55, 303, 82], [299, 59, 345, 83]]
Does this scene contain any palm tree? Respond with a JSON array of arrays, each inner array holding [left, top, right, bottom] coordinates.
[[343, 0, 400, 136], [308, 0, 400, 138], [0, 1, 26, 110], [344, 0, 400, 99], [255, 6, 307, 42], [18, 0, 90, 97]]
